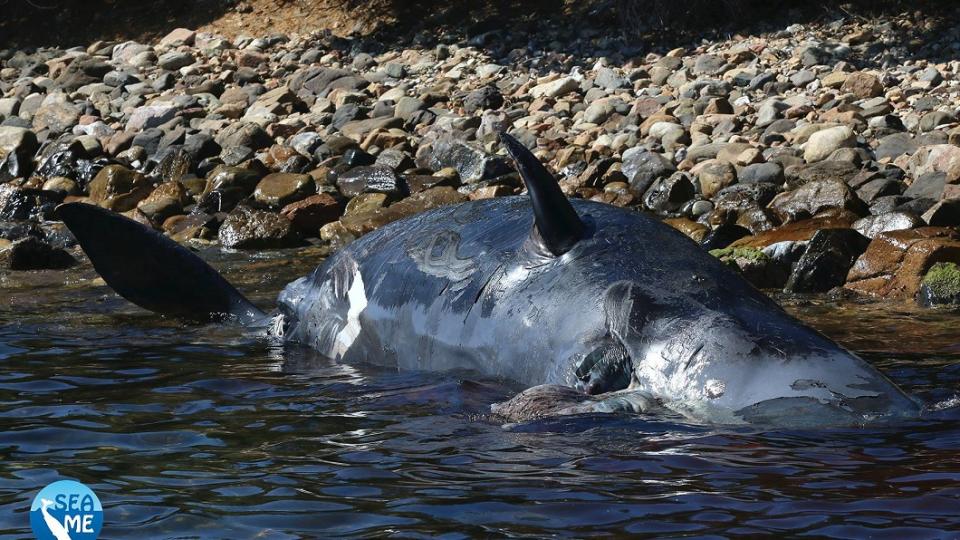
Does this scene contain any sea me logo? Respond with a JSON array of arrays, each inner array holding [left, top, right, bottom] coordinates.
[[29, 480, 103, 540]]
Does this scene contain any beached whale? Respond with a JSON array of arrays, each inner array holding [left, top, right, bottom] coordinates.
[[58, 133, 921, 426]]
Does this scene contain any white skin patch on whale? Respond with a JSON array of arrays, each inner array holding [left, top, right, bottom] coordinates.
[[407, 231, 480, 290], [332, 267, 368, 358]]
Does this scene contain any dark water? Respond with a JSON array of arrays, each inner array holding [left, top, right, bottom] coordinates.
[[2, 248, 960, 539]]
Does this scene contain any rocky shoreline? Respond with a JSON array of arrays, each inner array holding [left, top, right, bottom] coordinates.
[[4, 9, 960, 306]]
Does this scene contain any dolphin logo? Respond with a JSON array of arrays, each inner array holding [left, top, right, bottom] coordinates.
[[39, 499, 72, 540]]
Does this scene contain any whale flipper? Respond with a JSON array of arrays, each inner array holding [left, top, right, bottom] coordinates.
[[58, 202, 265, 323], [500, 132, 585, 256]]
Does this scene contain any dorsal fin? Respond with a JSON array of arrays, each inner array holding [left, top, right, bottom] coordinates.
[[57, 202, 265, 324], [499, 132, 585, 256]]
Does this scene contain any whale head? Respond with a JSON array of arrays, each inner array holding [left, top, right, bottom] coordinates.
[[573, 279, 920, 425]]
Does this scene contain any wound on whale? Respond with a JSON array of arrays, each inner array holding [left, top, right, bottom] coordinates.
[[58, 132, 922, 427]]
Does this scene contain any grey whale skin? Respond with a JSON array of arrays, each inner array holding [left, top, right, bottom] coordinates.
[[59, 134, 920, 426]]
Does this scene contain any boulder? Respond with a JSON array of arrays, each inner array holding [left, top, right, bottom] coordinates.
[[784, 229, 870, 293], [845, 227, 960, 299]]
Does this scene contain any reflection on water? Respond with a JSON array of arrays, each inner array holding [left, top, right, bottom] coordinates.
[[2, 247, 960, 538]]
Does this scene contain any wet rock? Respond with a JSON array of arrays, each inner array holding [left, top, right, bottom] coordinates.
[[218, 205, 302, 249], [280, 193, 343, 232], [253, 173, 315, 208], [917, 262, 960, 307], [200, 166, 262, 212], [0, 149, 32, 182], [424, 135, 511, 183], [768, 180, 865, 223], [0, 236, 76, 270], [0, 184, 62, 221], [853, 212, 923, 239], [136, 181, 191, 224], [701, 223, 751, 251], [846, 228, 960, 299], [804, 126, 856, 162], [785, 229, 870, 293], [88, 165, 153, 212], [42, 177, 79, 196], [337, 165, 405, 198], [732, 215, 859, 248], [164, 212, 218, 242], [490, 384, 593, 422], [664, 217, 709, 243]]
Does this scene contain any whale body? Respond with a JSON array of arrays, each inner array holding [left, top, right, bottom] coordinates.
[[59, 133, 921, 426]]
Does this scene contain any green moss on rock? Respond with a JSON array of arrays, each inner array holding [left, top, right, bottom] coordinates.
[[709, 246, 769, 262], [921, 262, 960, 299]]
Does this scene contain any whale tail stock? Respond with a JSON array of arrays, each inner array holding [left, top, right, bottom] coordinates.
[[58, 202, 266, 324]]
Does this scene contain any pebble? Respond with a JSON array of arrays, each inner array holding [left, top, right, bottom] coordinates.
[[0, 10, 957, 303]]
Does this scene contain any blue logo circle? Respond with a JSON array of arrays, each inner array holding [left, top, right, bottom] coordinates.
[[29, 480, 103, 540]]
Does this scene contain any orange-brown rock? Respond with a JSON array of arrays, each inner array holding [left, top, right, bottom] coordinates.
[[844, 227, 960, 299], [840, 71, 883, 99], [280, 193, 343, 232], [731, 214, 857, 248], [663, 217, 709, 243]]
